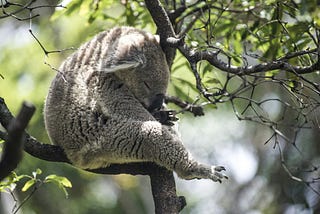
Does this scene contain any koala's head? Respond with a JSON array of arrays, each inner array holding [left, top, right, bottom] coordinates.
[[99, 27, 170, 111]]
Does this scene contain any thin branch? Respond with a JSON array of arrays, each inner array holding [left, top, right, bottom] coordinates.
[[0, 0, 35, 19], [179, 45, 320, 75], [0, 0, 64, 20], [165, 95, 204, 116], [13, 181, 41, 214]]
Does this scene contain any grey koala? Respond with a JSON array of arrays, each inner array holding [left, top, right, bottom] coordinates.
[[44, 26, 227, 182]]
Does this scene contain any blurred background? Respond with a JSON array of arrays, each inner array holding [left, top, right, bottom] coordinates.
[[0, 0, 319, 213]]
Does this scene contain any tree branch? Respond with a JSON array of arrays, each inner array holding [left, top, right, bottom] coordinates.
[[179, 45, 320, 75], [145, 0, 178, 67], [165, 95, 204, 116], [0, 101, 35, 180], [150, 167, 186, 214]]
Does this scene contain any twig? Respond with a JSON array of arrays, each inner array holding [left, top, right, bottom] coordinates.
[[165, 95, 204, 116]]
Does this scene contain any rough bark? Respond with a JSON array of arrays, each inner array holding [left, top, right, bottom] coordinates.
[[0, 100, 35, 180]]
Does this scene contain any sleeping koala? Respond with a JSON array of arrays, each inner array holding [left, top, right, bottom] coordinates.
[[44, 26, 227, 182]]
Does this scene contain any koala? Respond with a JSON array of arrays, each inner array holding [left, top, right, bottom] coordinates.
[[44, 26, 227, 182]]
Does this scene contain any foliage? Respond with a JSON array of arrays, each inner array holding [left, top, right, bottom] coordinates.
[[0, 169, 71, 213], [0, 0, 319, 213]]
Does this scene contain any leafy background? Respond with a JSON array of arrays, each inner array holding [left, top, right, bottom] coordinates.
[[0, 0, 319, 213]]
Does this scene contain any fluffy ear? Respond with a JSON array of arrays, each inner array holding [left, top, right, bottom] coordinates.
[[99, 52, 146, 73], [102, 60, 141, 73]]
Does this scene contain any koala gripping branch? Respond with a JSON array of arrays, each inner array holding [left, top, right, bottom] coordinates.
[[0, 98, 186, 213]]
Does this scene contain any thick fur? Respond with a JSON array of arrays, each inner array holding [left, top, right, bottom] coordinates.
[[44, 27, 227, 182]]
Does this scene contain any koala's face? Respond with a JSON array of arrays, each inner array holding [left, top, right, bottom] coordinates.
[[118, 45, 169, 111], [107, 29, 170, 111]]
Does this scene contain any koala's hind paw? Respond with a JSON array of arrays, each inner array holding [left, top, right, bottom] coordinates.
[[209, 166, 228, 183], [180, 164, 228, 182]]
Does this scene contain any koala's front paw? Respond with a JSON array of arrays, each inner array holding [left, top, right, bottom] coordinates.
[[152, 110, 179, 126], [209, 166, 228, 183]]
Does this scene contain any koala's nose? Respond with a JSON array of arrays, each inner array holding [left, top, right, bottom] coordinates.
[[147, 93, 165, 112]]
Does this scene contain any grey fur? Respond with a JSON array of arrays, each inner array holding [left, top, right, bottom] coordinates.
[[44, 26, 227, 182]]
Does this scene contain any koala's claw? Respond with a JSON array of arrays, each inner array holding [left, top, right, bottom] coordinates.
[[210, 166, 228, 183], [152, 109, 179, 126], [214, 165, 226, 172]]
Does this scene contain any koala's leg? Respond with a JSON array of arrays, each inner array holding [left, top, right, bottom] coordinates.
[[101, 119, 228, 183]]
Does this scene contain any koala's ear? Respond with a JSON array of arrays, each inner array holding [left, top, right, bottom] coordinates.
[[102, 60, 141, 73]]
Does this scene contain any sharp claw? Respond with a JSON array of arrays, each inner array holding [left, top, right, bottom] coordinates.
[[214, 166, 226, 171]]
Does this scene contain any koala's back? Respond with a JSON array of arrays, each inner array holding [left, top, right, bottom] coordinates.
[[44, 27, 166, 168]]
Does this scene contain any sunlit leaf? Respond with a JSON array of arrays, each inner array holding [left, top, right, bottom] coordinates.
[[204, 78, 221, 85], [32, 168, 42, 178], [22, 179, 36, 192], [44, 175, 72, 198]]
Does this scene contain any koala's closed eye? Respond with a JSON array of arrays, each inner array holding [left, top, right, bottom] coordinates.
[[143, 81, 151, 90]]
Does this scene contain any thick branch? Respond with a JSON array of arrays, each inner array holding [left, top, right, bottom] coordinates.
[[150, 167, 186, 214], [145, 0, 177, 66], [143, 3, 189, 212], [0, 101, 35, 180]]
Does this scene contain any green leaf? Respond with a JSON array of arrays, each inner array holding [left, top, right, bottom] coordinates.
[[0, 183, 16, 193], [44, 175, 72, 198], [45, 175, 72, 188], [32, 168, 42, 178], [22, 179, 36, 192], [204, 78, 221, 85], [0, 172, 18, 193], [265, 70, 280, 78]]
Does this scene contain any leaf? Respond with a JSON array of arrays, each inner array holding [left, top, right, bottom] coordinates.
[[32, 168, 42, 178], [0, 183, 16, 193], [22, 179, 36, 192], [45, 175, 72, 198], [204, 78, 221, 85], [0, 173, 18, 193], [45, 175, 72, 188], [0, 172, 19, 192], [265, 70, 280, 78]]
